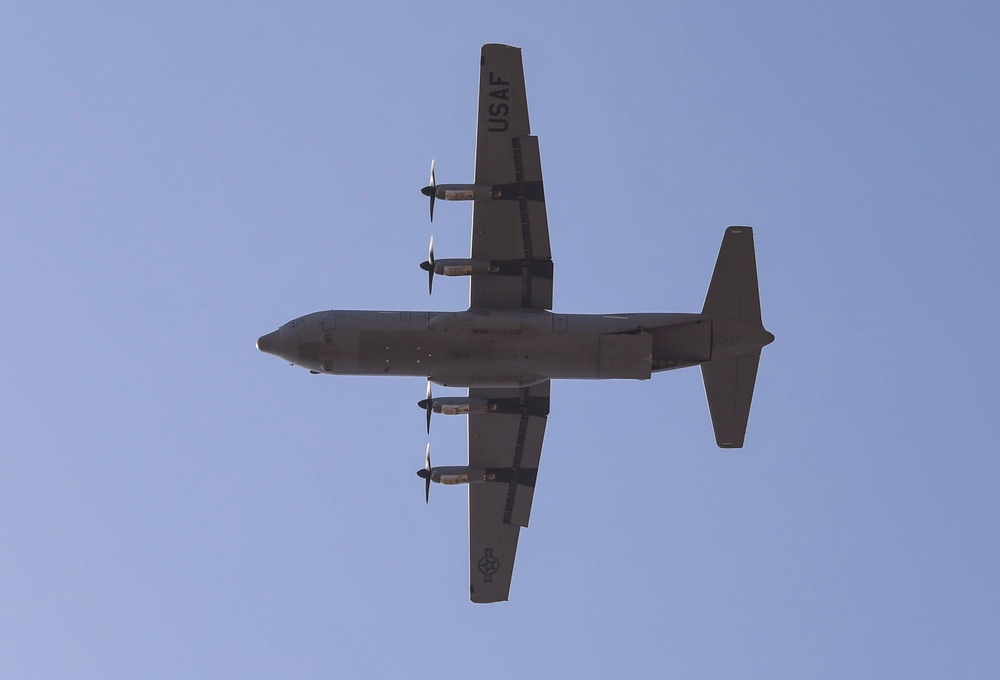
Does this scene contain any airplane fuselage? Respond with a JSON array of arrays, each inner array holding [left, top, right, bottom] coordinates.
[[256, 309, 745, 388]]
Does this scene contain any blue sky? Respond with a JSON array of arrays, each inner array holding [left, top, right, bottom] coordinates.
[[3, 2, 999, 678]]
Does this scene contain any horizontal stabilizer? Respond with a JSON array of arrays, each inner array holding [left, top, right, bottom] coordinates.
[[702, 226, 761, 324], [700, 227, 772, 448], [701, 355, 760, 448]]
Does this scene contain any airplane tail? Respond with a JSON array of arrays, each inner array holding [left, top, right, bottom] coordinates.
[[700, 227, 774, 448]]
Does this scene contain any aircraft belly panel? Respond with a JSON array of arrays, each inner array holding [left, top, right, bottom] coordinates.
[[322, 330, 359, 373], [309, 313, 658, 383], [355, 330, 440, 376], [425, 329, 655, 384], [597, 332, 653, 380]]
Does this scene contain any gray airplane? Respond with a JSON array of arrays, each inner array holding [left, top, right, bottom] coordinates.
[[257, 44, 774, 603]]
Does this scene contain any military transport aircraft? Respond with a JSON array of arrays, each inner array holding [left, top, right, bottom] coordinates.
[[257, 44, 774, 603]]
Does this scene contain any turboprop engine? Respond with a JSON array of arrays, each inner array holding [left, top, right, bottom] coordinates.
[[420, 160, 506, 221], [419, 380, 547, 433], [418, 466, 495, 486], [418, 444, 498, 503], [419, 395, 493, 416], [419, 382, 493, 432], [422, 184, 498, 202], [419, 236, 552, 295], [422, 258, 501, 277]]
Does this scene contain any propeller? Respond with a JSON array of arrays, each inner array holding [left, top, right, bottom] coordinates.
[[416, 443, 432, 503], [417, 380, 433, 433], [419, 236, 436, 294], [420, 159, 436, 222]]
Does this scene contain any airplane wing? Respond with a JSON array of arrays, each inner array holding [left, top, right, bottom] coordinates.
[[471, 44, 552, 311], [468, 381, 550, 603]]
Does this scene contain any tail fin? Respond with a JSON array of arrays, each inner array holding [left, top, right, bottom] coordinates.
[[700, 227, 773, 448]]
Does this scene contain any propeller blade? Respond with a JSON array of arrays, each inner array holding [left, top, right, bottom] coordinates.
[[418, 235, 436, 294], [420, 159, 437, 222], [425, 380, 433, 433], [424, 443, 432, 503], [427, 236, 435, 295], [429, 160, 436, 222]]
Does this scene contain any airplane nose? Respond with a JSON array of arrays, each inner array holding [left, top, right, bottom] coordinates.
[[257, 330, 282, 356]]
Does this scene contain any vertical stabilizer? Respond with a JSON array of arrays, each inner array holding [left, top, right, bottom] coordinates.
[[700, 227, 773, 448]]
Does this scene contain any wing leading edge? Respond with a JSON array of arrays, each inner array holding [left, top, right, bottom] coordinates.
[[468, 381, 550, 603], [471, 44, 552, 311]]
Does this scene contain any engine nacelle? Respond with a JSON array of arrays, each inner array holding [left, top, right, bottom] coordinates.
[[434, 184, 502, 201], [430, 396, 493, 415], [428, 465, 494, 485], [432, 258, 501, 277]]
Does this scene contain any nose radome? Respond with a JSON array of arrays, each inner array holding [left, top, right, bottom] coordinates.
[[257, 330, 281, 356]]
